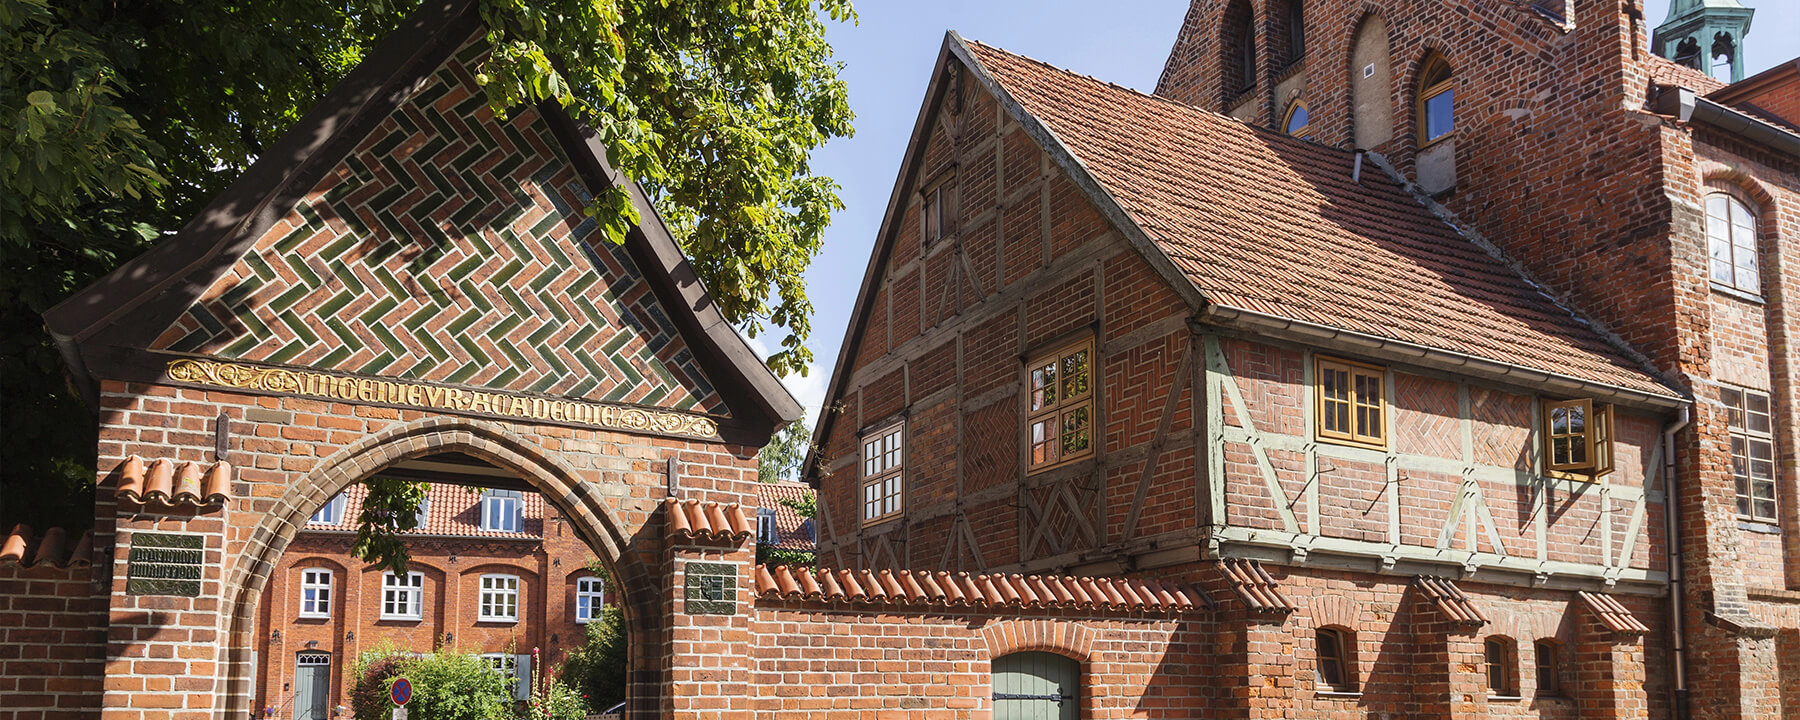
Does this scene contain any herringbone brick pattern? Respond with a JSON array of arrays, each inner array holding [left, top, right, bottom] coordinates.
[[152, 40, 723, 413]]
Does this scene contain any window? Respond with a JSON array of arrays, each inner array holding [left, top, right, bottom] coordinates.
[[299, 568, 332, 618], [1707, 194, 1759, 295], [921, 180, 954, 247], [1417, 53, 1454, 144], [381, 572, 424, 620], [1542, 398, 1614, 477], [576, 576, 606, 624], [480, 489, 522, 532], [1222, 0, 1257, 95], [1533, 640, 1561, 696], [310, 494, 346, 525], [478, 574, 520, 621], [1485, 637, 1517, 697], [1283, 100, 1312, 139], [861, 423, 904, 524], [1315, 357, 1386, 448], [483, 653, 530, 701], [1027, 338, 1095, 470], [1724, 387, 1778, 522], [1286, 0, 1305, 63], [1315, 627, 1354, 692], [757, 507, 779, 545]]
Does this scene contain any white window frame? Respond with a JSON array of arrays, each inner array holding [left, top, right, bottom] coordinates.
[[299, 568, 332, 618], [480, 490, 523, 533], [757, 508, 779, 545], [310, 494, 346, 525], [1707, 193, 1760, 295], [860, 423, 905, 525], [381, 571, 424, 620], [478, 574, 520, 622], [575, 577, 606, 624]]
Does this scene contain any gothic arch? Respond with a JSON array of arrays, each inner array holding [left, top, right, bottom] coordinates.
[[214, 416, 652, 719]]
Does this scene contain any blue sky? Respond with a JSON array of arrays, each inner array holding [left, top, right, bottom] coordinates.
[[756, 0, 1798, 425]]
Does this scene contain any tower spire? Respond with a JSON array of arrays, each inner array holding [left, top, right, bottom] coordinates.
[[1653, 0, 1755, 83]]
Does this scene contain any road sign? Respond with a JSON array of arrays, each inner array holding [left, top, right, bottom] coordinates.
[[390, 678, 412, 706]]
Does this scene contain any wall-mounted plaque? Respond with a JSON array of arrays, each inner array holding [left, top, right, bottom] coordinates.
[[683, 562, 736, 615], [127, 533, 205, 596]]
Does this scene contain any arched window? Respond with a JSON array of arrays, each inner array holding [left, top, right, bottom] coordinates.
[[1533, 640, 1561, 696], [1707, 193, 1759, 294], [1416, 53, 1454, 144], [1286, 0, 1305, 63], [993, 651, 1080, 720], [1485, 637, 1518, 697], [1283, 100, 1311, 139], [1315, 627, 1355, 692], [1222, 0, 1257, 96]]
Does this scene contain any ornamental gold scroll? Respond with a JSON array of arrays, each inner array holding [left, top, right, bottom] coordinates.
[[165, 358, 721, 439]]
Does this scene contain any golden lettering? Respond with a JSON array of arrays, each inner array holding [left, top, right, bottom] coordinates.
[[424, 386, 445, 407], [549, 402, 565, 422], [357, 379, 376, 402], [406, 385, 423, 406], [508, 397, 528, 417], [467, 391, 488, 413]]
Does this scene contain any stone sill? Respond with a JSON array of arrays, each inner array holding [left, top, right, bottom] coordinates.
[[1710, 282, 1766, 305], [1738, 520, 1782, 535], [1315, 691, 1362, 700]]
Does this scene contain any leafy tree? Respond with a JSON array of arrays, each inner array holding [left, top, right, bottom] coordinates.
[[561, 559, 628, 712], [0, 0, 853, 545], [757, 420, 812, 484], [351, 477, 431, 574]]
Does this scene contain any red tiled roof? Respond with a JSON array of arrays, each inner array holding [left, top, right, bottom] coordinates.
[[754, 564, 1206, 613], [0, 525, 93, 570], [961, 40, 1676, 399], [306, 483, 546, 539], [756, 482, 816, 551], [1415, 576, 1490, 627], [1577, 591, 1650, 635], [666, 498, 754, 544], [115, 456, 232, 509], [1646, 54, 1727, 95], [1216, 558, 1296, 613]]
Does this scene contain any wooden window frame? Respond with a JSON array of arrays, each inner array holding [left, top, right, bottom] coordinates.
[[1723, 386, 1779, 523], [1283, 99, 1311, 139], [1026, 336, 1096, 473], [1484, 637, 1518, 698], [1706, 193, 1760, 295], [1314, 356, 1387, 450], [1541, 398, 1613, 478], [1315, 627, 1355, 693], [1533, 640, 1561, 697], [1416, 53, 1455, 146], [860, 422, 905, 526], [920, 173, 957, 248]]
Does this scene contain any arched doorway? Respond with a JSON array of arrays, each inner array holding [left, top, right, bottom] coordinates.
[[218, 418, 655, 720], [993, 651, 1081, 720]]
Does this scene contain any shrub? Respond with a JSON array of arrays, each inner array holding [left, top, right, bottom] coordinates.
[[406, 649, 513, 720], [561, 603, 628, 713], [349, 656, 408, 720]]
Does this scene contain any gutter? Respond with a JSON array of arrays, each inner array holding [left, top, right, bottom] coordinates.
[[1198, 304, 1687, 410], [1655, 86, 1800, 158], [1662, 406, 1692, 720]]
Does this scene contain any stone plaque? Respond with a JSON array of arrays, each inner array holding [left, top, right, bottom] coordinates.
[[127, 533, 205, 596], [683, 562, 736, 615]]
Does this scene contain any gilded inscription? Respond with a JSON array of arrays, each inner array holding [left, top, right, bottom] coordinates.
[[166, 358, 721, 439]]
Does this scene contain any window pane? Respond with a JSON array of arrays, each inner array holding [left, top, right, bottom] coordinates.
[[1424, 89, 1454, 141], [1286, 104, 1310, 135], [1031, 363, 1057, 411], [1062, 350, 1089, 399], [1030, 417, 1058, 466], [1061, 405, 1091, 457]]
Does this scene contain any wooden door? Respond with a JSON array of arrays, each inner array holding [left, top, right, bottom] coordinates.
[[993, 652, 1079, 720], [294, 653, 331, 720]]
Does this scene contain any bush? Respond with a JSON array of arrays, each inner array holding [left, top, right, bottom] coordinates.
[[349, 656, 408, 720], [406, 650, 514, 720], [561, 603, 628, 713]]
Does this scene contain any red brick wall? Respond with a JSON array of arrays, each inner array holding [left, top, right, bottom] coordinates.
[[0, 564, 108, 720]]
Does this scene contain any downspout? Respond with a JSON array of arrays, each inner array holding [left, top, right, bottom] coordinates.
[[1662, 405, 1692, 720]]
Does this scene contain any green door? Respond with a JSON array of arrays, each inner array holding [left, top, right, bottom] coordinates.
[[993, 652, 1079, 720], [294, 653, 331, 720]]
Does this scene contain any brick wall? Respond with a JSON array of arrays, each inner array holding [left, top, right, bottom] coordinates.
[[0, 563, 108, 720]]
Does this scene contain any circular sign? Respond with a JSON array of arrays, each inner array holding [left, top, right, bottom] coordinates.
[[390, 678, 412, 706]]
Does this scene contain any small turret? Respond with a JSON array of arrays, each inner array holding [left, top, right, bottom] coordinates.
[[1653, 0, 1756, 83]]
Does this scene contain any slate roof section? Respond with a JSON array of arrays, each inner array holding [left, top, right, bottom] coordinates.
[[115, 456, 233, 509], [0, 525, 94, 570], [756, 482, 816, 552], [755, 564, 1206, 613], [957, 38, 1678, 400], [306, 483, 546, 539]]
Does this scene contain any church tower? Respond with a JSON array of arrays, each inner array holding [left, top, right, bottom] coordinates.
[[1653, 0, 1755, 82]]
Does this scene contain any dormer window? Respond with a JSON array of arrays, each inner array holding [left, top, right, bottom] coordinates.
[[310, 494, 346, 525], [1542, 398, 1614, 478], [1417, 53, 1454, 144], [481, 489, 523, 532]]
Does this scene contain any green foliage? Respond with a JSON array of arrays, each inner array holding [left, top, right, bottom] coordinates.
[[757, 420, 813, 484], [350, 477, 430, 573], [779, 493, 816, 519], [525, 648, 585, 720], [348, 654, 408, 720], [561, 602, 629, 712], [0, 0, 853, 556], [401, 649, 516, 720]]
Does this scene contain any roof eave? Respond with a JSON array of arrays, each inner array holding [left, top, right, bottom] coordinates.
[[1657, 84, 1800, 157], [1201, 304, 1688, 410]]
